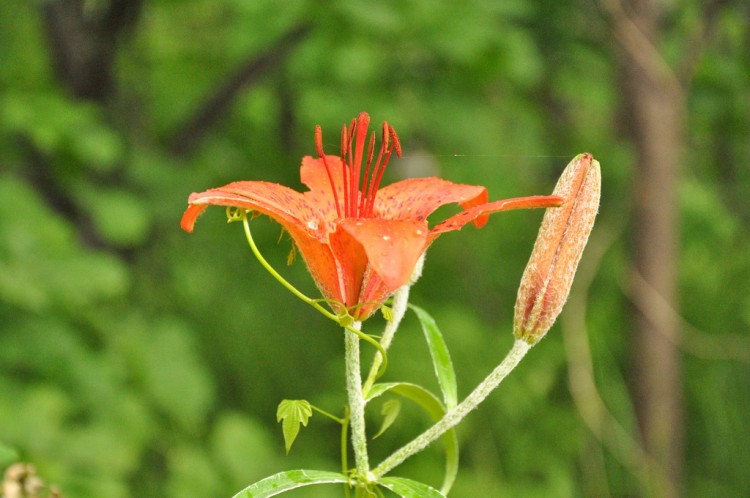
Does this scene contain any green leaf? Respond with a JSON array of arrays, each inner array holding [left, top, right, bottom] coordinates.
[[373, 399, 401, 439], [276, 400, 313, 454], [367, 383, 459, 494], [231, 469, 348, 498], [410, 305, 458, 410], [379, 476, 447, 497]]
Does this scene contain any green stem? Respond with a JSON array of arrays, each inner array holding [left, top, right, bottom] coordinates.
[[345, 324, 388, 378], [372, 339, 532, 478], [362, 283, 411, 397], [241, 213, 338, 322], [345, 321, 370, 479], [341, 407, 350, 498], [362, 252, 423, 396], [241, 213, 388, 374], [310, 405, 345, 425]]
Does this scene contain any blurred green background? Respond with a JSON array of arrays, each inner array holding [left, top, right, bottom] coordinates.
[[1, 0, 749, 496]]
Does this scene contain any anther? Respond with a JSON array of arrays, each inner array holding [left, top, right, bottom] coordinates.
[[359, 131, 377, 214], [314, 125, 325, 157], [389, 125, 402, 158]]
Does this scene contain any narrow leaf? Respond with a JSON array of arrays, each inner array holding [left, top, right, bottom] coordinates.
[[410, 305, 458, 410], [231, 469, 348, 498], [276, 399, 313, 453], [379, 476, 447, 498], [368, 383, 459, 494], [373, 399, 401, 439]]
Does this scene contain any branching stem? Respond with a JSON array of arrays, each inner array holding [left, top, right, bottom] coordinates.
[[372, 339, 531, 478]]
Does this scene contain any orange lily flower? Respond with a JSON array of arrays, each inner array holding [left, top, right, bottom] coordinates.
[[181, 112, 562, 320]]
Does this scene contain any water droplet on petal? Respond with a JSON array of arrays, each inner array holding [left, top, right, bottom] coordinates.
[[307, 221, 318, 230], [382, 235, 391, 241]]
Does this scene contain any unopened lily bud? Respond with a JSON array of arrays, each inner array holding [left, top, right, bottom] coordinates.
[[514, 153, 601, 344]]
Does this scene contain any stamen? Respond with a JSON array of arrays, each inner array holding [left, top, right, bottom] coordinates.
[[327, 114, 401, 219], [389, 124, 402, 158], [314, 125, 325, 158], [351, 113, 370, 217], [359, 131, 376, 215], [364, 122, 398, 216], [364, 126, 388, 217], [340, 124, 350, 217], [315, 125, 341, 217]]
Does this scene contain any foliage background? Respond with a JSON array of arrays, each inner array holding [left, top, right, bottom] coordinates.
[[1, 0, 748, 496]]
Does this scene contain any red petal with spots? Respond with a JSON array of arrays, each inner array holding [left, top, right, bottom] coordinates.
[[429, 195, 564, 240], [373, 177, 488, 225], [181, 181, 312, 233], [337, 219, 429, 290], [299, 155, 349, 223], [328, 223, 369, 309], [179, 181, 345, 305], [330, 218, 429, 320]]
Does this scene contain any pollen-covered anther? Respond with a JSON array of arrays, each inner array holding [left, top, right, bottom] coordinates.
[[359, 131, 378, 215], [388, 125, 402, 158], [381, 122, 391, 149], [340, 124, 349, 158], [314, 125, 325, 158]]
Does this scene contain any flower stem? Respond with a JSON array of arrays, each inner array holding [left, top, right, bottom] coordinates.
[[240, 213, 338, 322], [372, 339, 531, 478], [341, 407, 350, 498], [345, 321, 370, 478], [362, 283, 411, 397], [363, 253, 424, 397]]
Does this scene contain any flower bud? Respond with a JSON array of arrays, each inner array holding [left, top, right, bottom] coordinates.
[[513, 153, 601, 344]]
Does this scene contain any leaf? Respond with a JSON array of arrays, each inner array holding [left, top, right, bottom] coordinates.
[[276, 400, 313, 454], [373, 399, 401, 439], [410, 305, 458, 410], [379, 476, 447, 497], [231, 469, 348, 498], [367, 383, 459, 494], [381, 305, 394, 322]]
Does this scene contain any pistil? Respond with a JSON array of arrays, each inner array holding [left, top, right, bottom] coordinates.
[[316, 112, 403, 220]]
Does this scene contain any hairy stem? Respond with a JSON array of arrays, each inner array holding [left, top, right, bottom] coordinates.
[[345, 321, 370, 477], [362, 252, 424, 396], [372, 339, 531, 477], [362, 284, 411, 396]]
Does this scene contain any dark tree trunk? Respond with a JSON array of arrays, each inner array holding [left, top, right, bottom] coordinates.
[[616, 0, 685, 495], [167, 24, 311, 158], [41, 0, 143, 102]]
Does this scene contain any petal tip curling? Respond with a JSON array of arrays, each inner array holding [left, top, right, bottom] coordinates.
[[180, 204, 207, 233]]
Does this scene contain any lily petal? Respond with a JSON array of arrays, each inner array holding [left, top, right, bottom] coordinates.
[[337, 219, 429, 291], [374, 177, 488, 224], [181, 181, 313, 233], [180, 181, 344, 305], [429, 195, 564, 240], [299, 155, 349, 224]]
